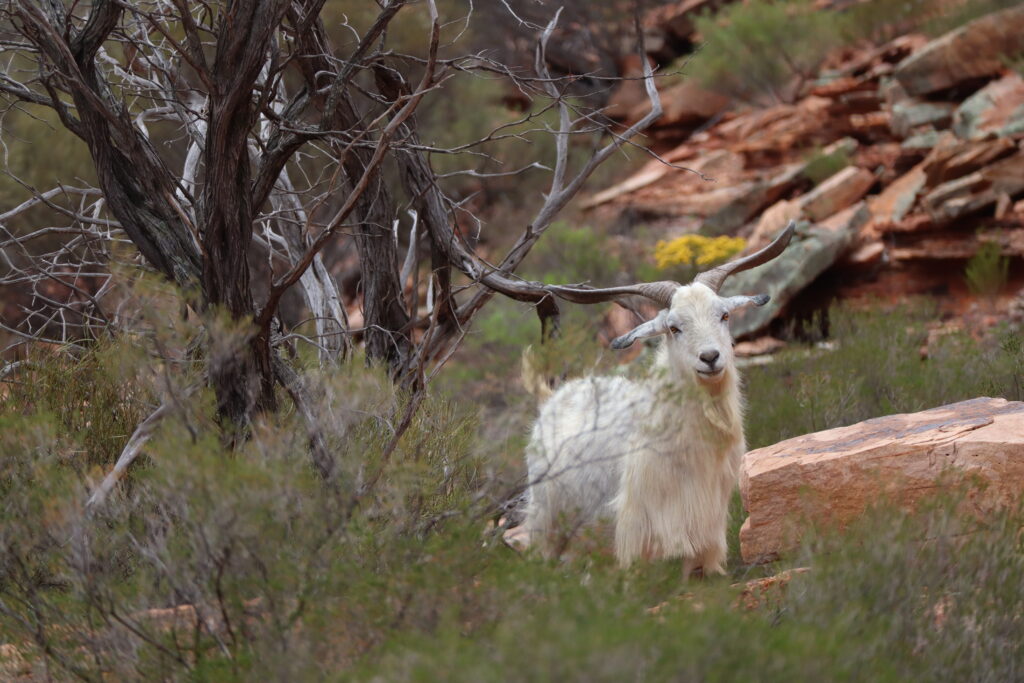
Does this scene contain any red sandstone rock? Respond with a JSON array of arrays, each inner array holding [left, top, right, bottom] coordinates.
[[739, 398, 1024, 563], [629, 80, 732, 127], [869, 162, 927, 223], [799, 166, 875, 221], [952, 72, 1024, 140]]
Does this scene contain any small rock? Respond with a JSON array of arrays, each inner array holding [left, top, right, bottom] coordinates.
[[939, 137, 1016, 182], [799, 166, 875, 222], [869, 162, 928, 223], [850, 110, 890, 134], [734, 336, 786, 357], [902, 130, 946, 149], [747, 199, 802, 252], [890, 99, 956, 138], [0, 643, 29, 678], [952, 72, 1024, 140], [921, 171, 988, 215], [604, 54, 657, 121], [702, 163, 805, 236], [631, 79, 733, 127], [842, 239, 886, 268], [732, 567, 811, 611], [995, 192, 1013, 220]]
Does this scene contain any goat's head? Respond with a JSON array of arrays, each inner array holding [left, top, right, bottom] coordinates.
[[610, 283, 769, 384], [545, 222, 795, 386]]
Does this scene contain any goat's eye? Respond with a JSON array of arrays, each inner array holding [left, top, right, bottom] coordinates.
[[668, 325, 681, 335], [721, 312, 730, 322]]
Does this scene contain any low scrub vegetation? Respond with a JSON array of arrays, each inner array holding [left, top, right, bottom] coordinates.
[[964, 238, 1010, 299], [1, 297, 1022, 679], [746, 303, 1024, 448], [801, 146, 852, 186], [690, 0, 1022, 104]]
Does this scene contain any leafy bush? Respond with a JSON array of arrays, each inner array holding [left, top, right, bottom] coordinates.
[[841, 0, 1024, 44], [964, 238, 1009, 298], [692, 0, 839, 104], [527, 221, 623, 287], [801, 146, 851, 186], [3, 344, 150, 468], [654, 234, 746, 270], [654, 234, 745, 284], [921, 0, 1024, 35]]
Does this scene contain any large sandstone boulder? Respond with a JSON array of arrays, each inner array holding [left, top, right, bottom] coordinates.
[[893, 6, 1024, 96], [739, 398, 1024, 563]]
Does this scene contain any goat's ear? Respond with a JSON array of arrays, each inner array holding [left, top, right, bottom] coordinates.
[[610, 310, 669, 350], [723, 294, 770, 311]]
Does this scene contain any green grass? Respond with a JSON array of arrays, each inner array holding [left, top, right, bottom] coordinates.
[[745, 303, 1023, 449]]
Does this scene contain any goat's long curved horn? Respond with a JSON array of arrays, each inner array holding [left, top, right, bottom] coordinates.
[[545, 280, 680, 309], [693, 221, 796, 293]]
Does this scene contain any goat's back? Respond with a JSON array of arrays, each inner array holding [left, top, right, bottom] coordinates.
[[523, 375, 652, 553]]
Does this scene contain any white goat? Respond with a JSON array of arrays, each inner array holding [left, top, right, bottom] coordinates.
[[520, 224, 794, 576]]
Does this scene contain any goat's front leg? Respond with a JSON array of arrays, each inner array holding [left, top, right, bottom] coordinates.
[[614, 500, 654, 568], [700, 543, 728, 577], [681, 556, 697, 580], [681, 543, 727, 580]]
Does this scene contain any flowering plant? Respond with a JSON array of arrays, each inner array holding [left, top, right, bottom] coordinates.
[[654, 235, 746, 270]]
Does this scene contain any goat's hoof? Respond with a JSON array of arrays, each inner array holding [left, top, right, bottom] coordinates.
[[502, 525, 530, 552]]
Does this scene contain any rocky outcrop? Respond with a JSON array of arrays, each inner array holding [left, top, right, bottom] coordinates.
[[738, 397, 1024, 563], [588, 6, 1024, 332]]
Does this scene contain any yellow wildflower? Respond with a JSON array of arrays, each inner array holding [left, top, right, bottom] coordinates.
[[654, 235, 745, 270]]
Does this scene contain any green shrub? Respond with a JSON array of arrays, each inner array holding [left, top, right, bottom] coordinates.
[[801, 146, 851, 186], [3, 344, 150, 468], [921, 0, 1024, 36], [964, 238, 1009, 298], [692, 0, 840, 104], [527, 221, 623, 287]]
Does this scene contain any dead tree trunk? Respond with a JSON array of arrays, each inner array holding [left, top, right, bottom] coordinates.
[[198, 0, 286, 423]]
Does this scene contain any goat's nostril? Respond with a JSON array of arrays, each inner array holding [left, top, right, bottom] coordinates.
[[699, 349, 720, 365]]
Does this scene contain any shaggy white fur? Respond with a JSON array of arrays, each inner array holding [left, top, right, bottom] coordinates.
[[522, 283, 751, 575]]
